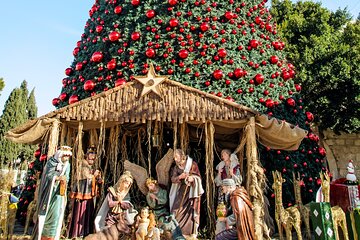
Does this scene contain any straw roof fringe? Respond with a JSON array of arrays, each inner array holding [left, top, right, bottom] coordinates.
[[40, 79, 258, 125]]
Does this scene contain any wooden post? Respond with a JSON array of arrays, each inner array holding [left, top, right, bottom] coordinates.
[[47, 118, 60, 159], [246, 116, 270, 239], [205, 121, 215, 238]]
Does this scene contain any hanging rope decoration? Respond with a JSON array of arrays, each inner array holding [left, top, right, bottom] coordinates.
[[147, 121, 152, 177], [59, 123, 68, 148], [137, 127, 147, 168]]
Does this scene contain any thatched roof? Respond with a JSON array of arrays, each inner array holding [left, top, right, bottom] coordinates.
[[44, 79, 258, 126]]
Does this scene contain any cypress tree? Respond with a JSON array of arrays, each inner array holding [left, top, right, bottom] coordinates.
[[0, 78, 4, 95], [0, 80, 33, 167], [27, 88, 38, 120]]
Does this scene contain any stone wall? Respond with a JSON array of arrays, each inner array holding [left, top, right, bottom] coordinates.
[[322, 130, 360, 179]]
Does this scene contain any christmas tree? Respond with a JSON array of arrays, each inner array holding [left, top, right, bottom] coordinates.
[[16, 146, 47, 223], [52, 0, 326, 217]]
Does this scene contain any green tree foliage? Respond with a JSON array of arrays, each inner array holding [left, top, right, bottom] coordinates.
[[0, 80, 38, 166], [48, 0, 329, 214], [27, 88, 38, 119], [270, 0, 360, 133], [0, 78, 4, 95]]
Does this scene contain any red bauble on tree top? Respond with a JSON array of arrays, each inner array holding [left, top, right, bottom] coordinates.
[[91, 51, 103, 62], [115, 78, 127, 87], [65, 68, 73, 76], [69, 95, 79, 104], [107, 59, 117, 70], [265, 99, 274, 108], [286, 98, 296, 107], [178, 49, 189, 59], [269, 55, 279, 64], [84, 80, 96, 91], [213, 69, 224, 80], [34, 149, 41, 158], [254, 74, 264, 85], [168, 0, 178, 6], [40, 154, 47, 162], [145, 48, 156, 58], [131, 0, 140, 6], [249, 39, 259, 49], [52, 98, 60, 107], [109, 31, 121, 41], [218, 49, 227, 58], [59, 92, 67, 101], [75, 62, 83, 71], [73, 47, 80, 56], [233, 68, 245, 78], [306, 111, 314, 122], [169, 18, 179, 27], [282, 71, 291, 81], [200, 22, 210, 32], [96, 25, 104, 33], [146, 9, 156, 18], [131, 32, 141, 41], [114, 5, 122, 14]]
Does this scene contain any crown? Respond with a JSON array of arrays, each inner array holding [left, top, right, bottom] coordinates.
[[60, 146, 73, 156]]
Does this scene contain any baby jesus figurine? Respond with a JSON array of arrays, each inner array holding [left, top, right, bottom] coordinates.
[[135, 207, 150, 240], [134, 207, 160, 240]]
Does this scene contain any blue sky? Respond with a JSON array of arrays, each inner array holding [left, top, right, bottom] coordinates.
[[0, 1, 359, 116]]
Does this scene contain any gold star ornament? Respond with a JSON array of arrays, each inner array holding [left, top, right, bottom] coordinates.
[[133, 64, 169, 97]]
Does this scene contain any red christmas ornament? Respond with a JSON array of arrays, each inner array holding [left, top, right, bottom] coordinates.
[[146, 9, 156, 18], [109, 31, 121, 41], [59, 92, 67, 101], [169, 18, 179, 27], [73, 47, 80, 56], [96, 25, 104, 33], [34, 149, 41, 158], [218, 49, 227, 58], [178, 49, 189, 59], [115, 78, 127, 87], [224, 11, 233, 20], [145, 48, 156, 58], [295, 84, 301, 92], [40, 154, 47, 162], [286, 98, 296, 107], [318, 147, 326, 156], [75, 62, 83, 71], [233, 68, 244, 78], [69, 95, 79, 104], [213, 69, 223, 80], [269, 55, 278, 64], [131, 32, 141, 41], [200, 22, 210, 32], [84, 80, 96, 91], [28, 162, 34, 169], [131, 0, 140, 6], [306, 111, 314, 122], [52, 98, 60, 107], [265, 99, 274, 108], [282, 71, 291, 81], [107, 59, 117, 70], [65, 68, 73, 76], [168, 0, 178, 5], [114, 6, 123, 14], [91, 51, 103, 62], [254, 74, 264, 85], [249, 39, 259, 48]]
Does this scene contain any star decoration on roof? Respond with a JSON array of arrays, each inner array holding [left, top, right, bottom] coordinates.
[[133, 64, 169, 97]]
